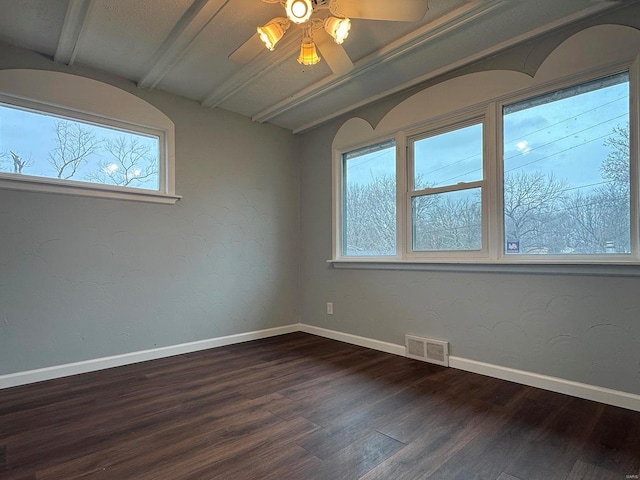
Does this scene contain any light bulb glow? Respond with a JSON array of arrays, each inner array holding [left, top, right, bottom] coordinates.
[[292, 2, 307, 17], [324, 16, 351, 44], [285, 0, 313, 24]]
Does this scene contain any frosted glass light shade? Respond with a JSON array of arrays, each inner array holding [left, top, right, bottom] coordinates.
[[297, 38, 321, 65], [324, 16, 351, 44]]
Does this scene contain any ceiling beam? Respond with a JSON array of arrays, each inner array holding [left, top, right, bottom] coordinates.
[[251, 1, 503, 124], [291, 1, 623, 133], [54, 0, 94, 65], [138, 0, 231, 89], [201, 34, 301, 109]]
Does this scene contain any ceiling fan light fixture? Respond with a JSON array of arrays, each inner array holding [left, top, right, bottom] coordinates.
[[324, 16, 351, 45], [285, 0, 313, 24], [297, 38, 321, 65], [257, 17, 290, 51]]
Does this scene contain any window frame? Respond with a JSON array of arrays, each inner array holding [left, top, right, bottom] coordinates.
[[333, 133, 403, 262], [0, 69, 179, 204], [332, 58, 640, 266], [340, 137, 399, 258], [405, 115, 489, 260], [494, 65, 637, 265]]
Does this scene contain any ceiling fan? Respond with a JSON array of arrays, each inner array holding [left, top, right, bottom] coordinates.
[[229, 0, 429, 75]]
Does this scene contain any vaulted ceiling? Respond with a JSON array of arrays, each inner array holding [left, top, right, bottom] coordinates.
[[0, 0, 630, 132]]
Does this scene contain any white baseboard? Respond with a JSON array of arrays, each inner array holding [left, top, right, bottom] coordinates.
[[298, 324, 406, 357], [0, 324, 298, 390], [300, 324, 640, 412], [3, 322, 639, 413], [448, 356, 640, 412]]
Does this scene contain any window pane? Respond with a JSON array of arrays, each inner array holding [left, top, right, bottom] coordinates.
[[413, 188, 482, 251], [0, 103, 160, 191], [413, 123, 482, 190], [343, 140, 396, 256], [503, 72, 630, 255]]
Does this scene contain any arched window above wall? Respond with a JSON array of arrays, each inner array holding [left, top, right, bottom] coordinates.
[[0, 69, 179, 204]]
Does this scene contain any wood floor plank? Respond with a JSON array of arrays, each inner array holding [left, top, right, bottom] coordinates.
[[302, 431, 405, 480], [425, 397, 562, 480], [579, 404, 640, 475], [565, 459, 623, 480], [360, 400, 501, 480], [502, 398, 604, 480], [496, 474, 523, 480], [1, 333, 639, 480]]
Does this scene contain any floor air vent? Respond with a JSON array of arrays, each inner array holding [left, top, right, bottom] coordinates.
[[405, 335, 449, 367]]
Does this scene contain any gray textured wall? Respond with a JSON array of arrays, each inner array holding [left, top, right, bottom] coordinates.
[[0, 44, 298, 374], [298, 9, 640, 395]]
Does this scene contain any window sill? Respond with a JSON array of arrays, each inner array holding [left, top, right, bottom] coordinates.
[[328, 259, 640, 277], [0, 175, 181, 205]]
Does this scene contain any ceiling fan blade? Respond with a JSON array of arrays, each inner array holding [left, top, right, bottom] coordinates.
[[229, 33, 264, 64], [315, 33, 354, 76], [329, 0, 428, 21]]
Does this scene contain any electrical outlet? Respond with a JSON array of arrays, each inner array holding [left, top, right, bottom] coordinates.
[[326, 302, 333, 315]]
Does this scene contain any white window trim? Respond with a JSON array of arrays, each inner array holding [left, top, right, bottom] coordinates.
[[331, 44, 640, 269], [333, 133, 402, 261], [405, 114, 488, 261], [494, 64, 636, 265], [0, 69, 180, 204]]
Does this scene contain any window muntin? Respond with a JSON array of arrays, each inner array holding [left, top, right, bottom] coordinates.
[[0, 102, 161, 192], [410, 122, 483, 252], [342, 140, 396, 256], [502, 72, 630, 256]]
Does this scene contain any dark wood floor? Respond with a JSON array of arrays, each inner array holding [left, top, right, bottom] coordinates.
[[1, 333, 639, 480]]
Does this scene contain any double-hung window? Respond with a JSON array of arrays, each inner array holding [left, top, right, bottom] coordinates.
[[408, 121, 485, 257]]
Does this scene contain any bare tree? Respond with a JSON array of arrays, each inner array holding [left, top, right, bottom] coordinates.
[[87, 136, 158, 187], [344, 173, 396, 255], [9, 151, 31, 174], [414, 192, 481, 251], [503, 171, 567, 253], [343, 125, 631, 255], [561, 188, 628, 253], [560, 123, 631, 253], [601, 124, 629, 187], [49, 120, 101, 179], [363, 174, 396, 253]]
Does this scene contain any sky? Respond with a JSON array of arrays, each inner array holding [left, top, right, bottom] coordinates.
[[345, 72, 629, 194]]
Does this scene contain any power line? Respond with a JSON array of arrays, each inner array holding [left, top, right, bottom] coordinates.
[[504, 131, 613, 174], [346, 99, 627, 187], [416, 96, 626, 179], [503, 95, 626, 144], [346, 148, 394, 172], [504, 112, 627, 163]]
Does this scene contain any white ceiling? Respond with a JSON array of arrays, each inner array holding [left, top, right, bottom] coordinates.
[[0, 0, 631, 133]]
